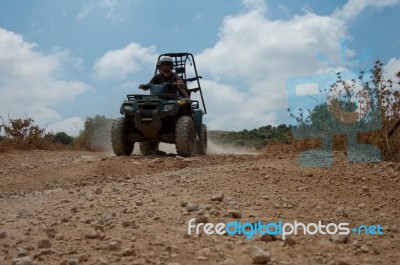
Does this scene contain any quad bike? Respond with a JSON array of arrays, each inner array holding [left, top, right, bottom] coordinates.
[[111, 52, 207, 157]]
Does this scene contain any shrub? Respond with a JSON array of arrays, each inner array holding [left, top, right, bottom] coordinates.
[[0, 117, 50, 150]]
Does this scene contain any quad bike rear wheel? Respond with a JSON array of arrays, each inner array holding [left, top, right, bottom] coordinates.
[[111, 117, 134, 156], [194, 124, 207, 155], [175, 116, 194, 157], [139, 141, 160, 155]]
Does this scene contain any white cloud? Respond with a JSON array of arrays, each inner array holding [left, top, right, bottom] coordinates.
[[77, 0, 123, 20], [197, 10, 348, 81], [93, 42, 157, 80], [384, 57, 400, 78], [47, 117, 85, 136], [200, 79, 276, 130], [333, 0, 400, 21], [196, 1, 351, 129], [0, 28, 91, 129], [278, 4, 291, 17], [193, 0, 400, 130], [193, 14, 203, 21], [242, 0, 267, 13]]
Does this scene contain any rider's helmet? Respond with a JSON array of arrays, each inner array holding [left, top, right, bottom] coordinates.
[[157, 56, 174, 68]]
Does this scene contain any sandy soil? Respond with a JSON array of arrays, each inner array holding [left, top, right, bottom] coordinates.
[[0, 146, 399, 265]]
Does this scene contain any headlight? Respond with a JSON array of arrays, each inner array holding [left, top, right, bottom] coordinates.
[[162, 104, 175, 112], [124, 105, 135, 111]]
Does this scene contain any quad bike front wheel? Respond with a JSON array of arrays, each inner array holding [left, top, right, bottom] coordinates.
[[175, 116, 194, 157], [111, 117, 134, 156]]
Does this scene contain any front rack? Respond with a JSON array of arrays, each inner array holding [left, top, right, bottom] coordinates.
[[127, 94, 179, 101]]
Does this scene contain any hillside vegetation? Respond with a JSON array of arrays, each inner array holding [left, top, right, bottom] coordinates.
[[209, 124, 292, 149]]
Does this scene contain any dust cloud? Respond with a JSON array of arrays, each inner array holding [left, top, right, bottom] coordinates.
[[157, 140, 260, 155], [207, 140, 259, 154], [90, 130, 113, 152]]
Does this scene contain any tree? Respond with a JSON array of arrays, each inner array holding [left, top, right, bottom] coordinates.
[[55, 132, 74, 145]]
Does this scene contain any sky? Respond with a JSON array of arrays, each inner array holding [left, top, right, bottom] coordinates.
[[0, 0, 399, 135]]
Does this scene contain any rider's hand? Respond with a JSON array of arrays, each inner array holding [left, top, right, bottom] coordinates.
[[139, 84, 147, 90], [177, 80, 185, 89], [176, 80, 189, 98]]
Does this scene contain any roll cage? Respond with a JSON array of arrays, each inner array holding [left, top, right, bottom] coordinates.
[[156, 52, 207, 114]]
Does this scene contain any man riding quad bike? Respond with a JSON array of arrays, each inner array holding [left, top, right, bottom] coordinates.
[[111, 53, 207, 157], [140, 55, 189, 98]]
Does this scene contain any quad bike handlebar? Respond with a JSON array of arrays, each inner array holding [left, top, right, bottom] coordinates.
[[139, 82, 180, 90], [138, 82, 189, 97]]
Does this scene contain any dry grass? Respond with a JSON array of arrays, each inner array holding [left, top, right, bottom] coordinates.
[[358, 121, 400, 161], [271, 124, 400, 163], [263, 128, 399, 162], [0, 138, 73, 152]]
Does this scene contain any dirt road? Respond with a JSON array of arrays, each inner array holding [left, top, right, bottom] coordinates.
[[0, 147, 399, 265]]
